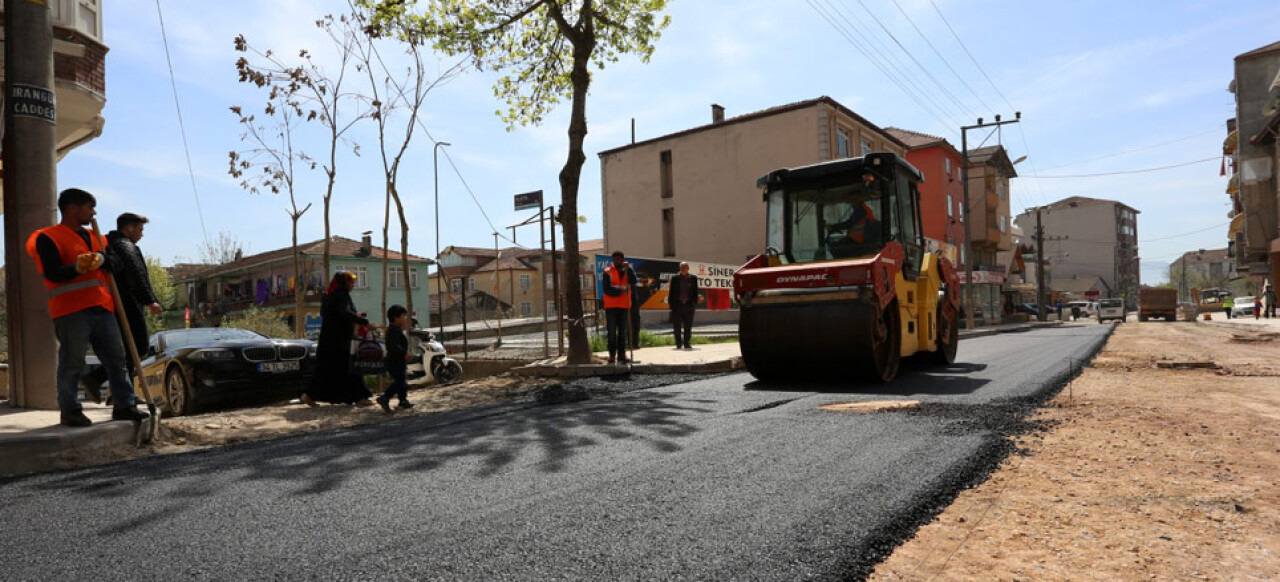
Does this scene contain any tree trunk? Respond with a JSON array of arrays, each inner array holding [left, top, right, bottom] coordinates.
[[560, 33, 595, 365], [393, 187, 414, 320], [292, 218, 304, 338]]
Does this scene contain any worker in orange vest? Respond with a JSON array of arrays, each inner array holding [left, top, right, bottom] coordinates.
[[25, 188, 148, 427], [601, 250, 637, 364]]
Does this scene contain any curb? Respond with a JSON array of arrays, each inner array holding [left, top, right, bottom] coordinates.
[[0, 417, 152, 478]]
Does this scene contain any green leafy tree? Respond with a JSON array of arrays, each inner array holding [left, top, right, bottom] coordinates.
[[364, 0, 672, 364], [145, 258, 176, 334]]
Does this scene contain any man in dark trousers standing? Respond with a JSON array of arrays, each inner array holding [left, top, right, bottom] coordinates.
[[667, 262, 699, 350], [601, 251, 637, 364], [25, 188, 148, 427], [106, 213, 163, 371]]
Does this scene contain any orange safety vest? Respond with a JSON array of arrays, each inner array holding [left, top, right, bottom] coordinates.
[[603, 265, 632, 310], [847, 201, 877, 244], [25, 224, 114, 318]]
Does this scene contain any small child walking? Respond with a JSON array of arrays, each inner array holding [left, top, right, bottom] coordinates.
[[376, 305, 414, 413]]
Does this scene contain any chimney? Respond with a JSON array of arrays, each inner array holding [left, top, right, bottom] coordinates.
[[711, 103, 725, 123], [360, 231, 372, 257], [233, 248, 243, 262]]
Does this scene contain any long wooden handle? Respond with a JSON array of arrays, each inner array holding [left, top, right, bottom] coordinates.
[[90, 218, 156, 411]]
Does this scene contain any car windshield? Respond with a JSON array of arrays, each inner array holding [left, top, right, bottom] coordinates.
[[162, 328, 267, 348], [1101, 299, 1122, 307], [766, 178, 885, 263]]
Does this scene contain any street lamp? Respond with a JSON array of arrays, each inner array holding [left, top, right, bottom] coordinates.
[[434, 141, 451, 339]]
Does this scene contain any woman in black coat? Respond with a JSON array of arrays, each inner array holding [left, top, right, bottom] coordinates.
[[301, 271, 374, 406]]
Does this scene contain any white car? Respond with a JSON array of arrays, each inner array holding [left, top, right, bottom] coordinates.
[[1097, 298, 1126, 323], [1231, 296, 1255, 318], [1065, 301, 1097, 318]]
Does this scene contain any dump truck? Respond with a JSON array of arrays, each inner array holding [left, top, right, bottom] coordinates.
[[732, 153, 961, 382], [1137, 288, 1177, 322]]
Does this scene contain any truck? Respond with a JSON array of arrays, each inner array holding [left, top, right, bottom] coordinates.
[[732, 153, 960, 382], [1137, 288, 1177, 322]]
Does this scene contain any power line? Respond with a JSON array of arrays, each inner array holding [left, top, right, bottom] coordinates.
[[154, 0, 209, 246], [928, 0, 1014, 111], [1038, 126, 1226, 171], [853, 0, 974, 122], [889, 0, 994, 114], [805, 0, 960, 136], [1140, 221, 1230, 243], [1028, 157, 1217, 178]]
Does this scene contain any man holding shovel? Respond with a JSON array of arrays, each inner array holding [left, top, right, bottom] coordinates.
[[25, 188, 148, 427]]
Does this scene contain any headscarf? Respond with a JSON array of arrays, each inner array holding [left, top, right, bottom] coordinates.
[[326, 271, 356, 295]]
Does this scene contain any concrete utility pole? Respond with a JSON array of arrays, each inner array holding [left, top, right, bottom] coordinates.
[[433, 141, 450, 340], [1035, 208, 1046, 322], [3, 0, 60, 409], [960, 112, 1020, 330]]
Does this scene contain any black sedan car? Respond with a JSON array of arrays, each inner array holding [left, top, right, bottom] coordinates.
[[129, 327, 317, 416]]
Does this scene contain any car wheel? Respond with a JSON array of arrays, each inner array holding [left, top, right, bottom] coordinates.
[[164, 367, 197, 417]]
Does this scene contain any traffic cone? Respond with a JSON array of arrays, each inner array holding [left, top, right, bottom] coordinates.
[[1203, 313, 1212, 321]]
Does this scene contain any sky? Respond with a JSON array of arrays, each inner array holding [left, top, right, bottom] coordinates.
[[33, 0, 1280, 285]]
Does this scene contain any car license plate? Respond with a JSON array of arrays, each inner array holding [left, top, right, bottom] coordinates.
[[259, 361, 300, 373]]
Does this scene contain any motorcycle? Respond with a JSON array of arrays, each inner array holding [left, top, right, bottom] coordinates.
[[407, 328, 463, 385]]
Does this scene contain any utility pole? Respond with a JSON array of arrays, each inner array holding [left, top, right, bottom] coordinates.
[[4, 0, 60, 409], [961, 112, 1021, 330], [433, 141, 450, 340], [493, 233, 502, 345], [1035, 207, 1047, 322]]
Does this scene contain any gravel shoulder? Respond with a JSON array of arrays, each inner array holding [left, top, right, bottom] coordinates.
[[870, 321, 1280, 581]]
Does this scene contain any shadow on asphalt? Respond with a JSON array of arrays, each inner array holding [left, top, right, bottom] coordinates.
[[27, 389, 714, 530]]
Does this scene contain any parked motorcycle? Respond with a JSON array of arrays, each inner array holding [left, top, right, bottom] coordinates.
[[407, 328, 463, 385]]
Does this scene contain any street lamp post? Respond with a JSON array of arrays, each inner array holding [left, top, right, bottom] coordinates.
[[434, 141, 451, 339], [960, 112, 1021, 330]]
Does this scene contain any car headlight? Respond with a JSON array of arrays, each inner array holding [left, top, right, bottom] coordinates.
[[188, 348, 234, 361]]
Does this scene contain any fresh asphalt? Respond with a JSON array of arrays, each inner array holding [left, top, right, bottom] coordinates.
[[0, 324, 1111, 581]]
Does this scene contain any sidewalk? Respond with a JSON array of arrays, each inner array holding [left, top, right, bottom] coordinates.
[[0, 319, 1061, 479]]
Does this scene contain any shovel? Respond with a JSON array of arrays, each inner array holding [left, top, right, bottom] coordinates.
[[91, 218, 160, 444]]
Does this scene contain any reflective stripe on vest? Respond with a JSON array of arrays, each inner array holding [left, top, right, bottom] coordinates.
[[603, 266, 631, 310], [47, 278, 107, 298]]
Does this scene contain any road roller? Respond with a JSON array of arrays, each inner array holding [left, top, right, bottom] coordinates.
[[732, 152, 961, 382]]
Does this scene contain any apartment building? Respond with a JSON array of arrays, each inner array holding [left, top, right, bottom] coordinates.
[[1014, 196, 1141, 307], [1227, 40, 1280, 288], [598, 97, 906, 267], [965, 145, 1018, 321]]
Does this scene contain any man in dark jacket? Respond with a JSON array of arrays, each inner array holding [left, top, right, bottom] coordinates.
[[667, 262, 699, 349], [106, 213, 162, 367]]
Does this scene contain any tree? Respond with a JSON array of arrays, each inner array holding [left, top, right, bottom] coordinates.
[[228, 70, 315, 338], [144, 257, 176, 334], [198, 230, 250, 266], [365, 0, 671, 364], [351, 7, 463, 324], [234, 15, 372, 279]]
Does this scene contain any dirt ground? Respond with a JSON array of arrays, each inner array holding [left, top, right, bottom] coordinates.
[[871, 321, 1280, 581]]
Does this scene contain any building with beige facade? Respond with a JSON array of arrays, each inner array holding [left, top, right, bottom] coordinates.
[[964, 145, 1018, 322], [1014, 196, 1140, 307], [1226, 40, 1280, 289], [597, 97, 906, 267]]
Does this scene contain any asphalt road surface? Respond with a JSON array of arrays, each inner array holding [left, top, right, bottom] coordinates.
[[0, 325, 1111, 581]]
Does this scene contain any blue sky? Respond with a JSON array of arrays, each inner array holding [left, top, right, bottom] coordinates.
[[41, 0, 1280, 285]]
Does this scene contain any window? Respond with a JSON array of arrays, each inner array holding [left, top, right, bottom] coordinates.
[[836, 128, 851, 158], [546, 274, 555, 289], [662, 208, 676, 257], [660, 150, 673, 199], [468, 277, 476, 292], [946, 194, 954, 217], [520, 302, 532, 317], [999, 215, 1008, 233], [860, 138, 872, 157], [450, 279, 462, 293], [520, 274, 531, 290], [944, 158, 952, 175], [334, 265, 369, 288], [546, 300, 558, 317], [387, 266, 419, 289], [582, 274, 593, 290]]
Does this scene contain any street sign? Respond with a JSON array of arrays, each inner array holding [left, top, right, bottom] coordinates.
[[513, 190, 543, 211]]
